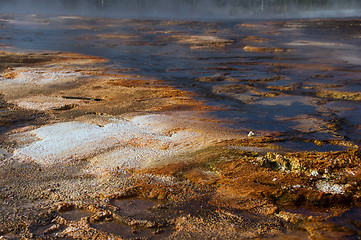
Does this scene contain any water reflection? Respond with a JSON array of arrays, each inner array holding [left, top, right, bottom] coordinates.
[[1, 15, 360, 149]]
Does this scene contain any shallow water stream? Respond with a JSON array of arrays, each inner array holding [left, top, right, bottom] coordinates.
[[1, 14, 360, 150]]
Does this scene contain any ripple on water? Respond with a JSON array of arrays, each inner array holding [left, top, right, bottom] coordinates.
[[31, 223, 66, 238], [0, 234, 21, 240], [330, 207, 361, 235], [275, 140, 348, 152], [60, 209, 91, 221], [88, 198, 174, 239], [90, 221, 174, 239], [112, 198, 162, 218]]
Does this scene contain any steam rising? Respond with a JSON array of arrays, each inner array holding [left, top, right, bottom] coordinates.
[[0, 0, 361, 19]]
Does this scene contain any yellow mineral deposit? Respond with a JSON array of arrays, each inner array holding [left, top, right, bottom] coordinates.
[[175, 35, 234, 49]]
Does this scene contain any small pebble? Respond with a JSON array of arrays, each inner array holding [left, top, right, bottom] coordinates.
[[248, 131, 255, 137]]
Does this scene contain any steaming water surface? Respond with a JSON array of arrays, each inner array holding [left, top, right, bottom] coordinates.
[[1, 0, 361, 19]]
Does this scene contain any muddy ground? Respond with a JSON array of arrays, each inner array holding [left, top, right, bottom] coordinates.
[[0, 16, 361, 239]]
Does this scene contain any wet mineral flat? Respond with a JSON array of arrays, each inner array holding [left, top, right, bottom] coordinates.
[[0, 15, 361, 239]]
